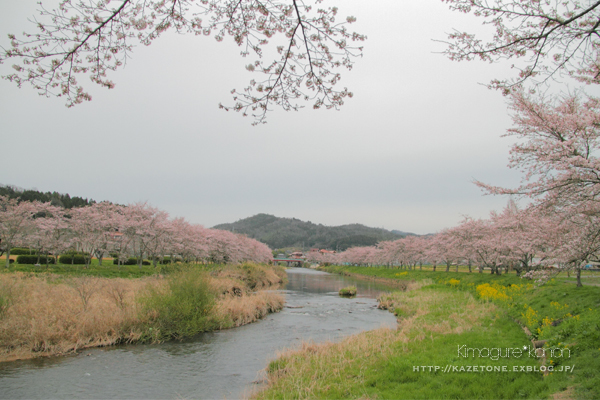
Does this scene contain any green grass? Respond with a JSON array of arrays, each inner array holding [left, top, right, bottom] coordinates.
[[338, 286, 357, 297], [256, 266, 600, 399], [139, 267, 217, 341], [0, 259, 209, 278], [258, 285, 551, 399], [1, 261, 156, 278]]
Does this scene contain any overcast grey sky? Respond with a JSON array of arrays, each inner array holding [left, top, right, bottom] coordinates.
[[1, 0, 545, 234]]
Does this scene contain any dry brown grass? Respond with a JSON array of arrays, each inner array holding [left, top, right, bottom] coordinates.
[[336, 270, 419, 291], [550, 386, 575, 400], [214, 291, 285, 328], [212, 263, 286, 290], [0, 273, 150, 362], [0, 267, 285, 363]]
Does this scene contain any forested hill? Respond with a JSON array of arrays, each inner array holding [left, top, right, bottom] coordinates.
[[0, 185, 95, 208], [213, 214, 411, 250]]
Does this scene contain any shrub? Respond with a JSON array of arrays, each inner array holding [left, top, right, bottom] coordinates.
[[156, 262, 186, 275], [9, 248, 34, 255], [160, 257, 183, 264], [16, 255, 56, 265], [339, 286, 357, 297], [140, 268, 216, 340], [113, 258, 151, 266], [58, 254, 91, 265]]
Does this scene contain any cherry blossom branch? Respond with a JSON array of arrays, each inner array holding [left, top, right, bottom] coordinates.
[[441, 0, 600, 89], [1, 0, 365, 124]]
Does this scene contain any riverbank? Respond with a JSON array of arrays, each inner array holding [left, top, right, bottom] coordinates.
[[255, 266, 600, 399], [0, 263, 286, 362]]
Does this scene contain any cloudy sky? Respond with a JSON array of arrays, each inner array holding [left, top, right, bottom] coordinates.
[[0, 0, 555, 235]]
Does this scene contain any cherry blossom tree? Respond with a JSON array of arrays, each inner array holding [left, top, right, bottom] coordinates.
[[445, 219, 479, 273], [164, 217, 200, 263], [68, 201, 121, 267], [375, 240, 403, 268], [487, 201, 564, 275], [429, 229, 462, 272], [1, 0, 365, 124], [443, 0, 600, 89], [551, 213, 600, 286], [118, 202, 172, 266], [338, 245, 378, 266], [236, 233, 272, 263], [458, 218, 504, 273], [401, 236, 428, 270], [28, 204, 70, 267], [474, 90, 600, 283], [478, 91, 600, 211], [0, 196, 44, 267]]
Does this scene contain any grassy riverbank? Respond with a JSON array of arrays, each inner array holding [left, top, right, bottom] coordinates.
[[0, 256, 159, 278], [256, 266, 600, 399], [0, 263, 286, 362]]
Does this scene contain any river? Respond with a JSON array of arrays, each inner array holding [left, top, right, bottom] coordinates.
[[0, 268, 397, 399]]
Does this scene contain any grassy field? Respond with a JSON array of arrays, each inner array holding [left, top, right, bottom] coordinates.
[[0, 263, 287, 362], [255, 266, 600, 399], [0, 256, 159, 278]]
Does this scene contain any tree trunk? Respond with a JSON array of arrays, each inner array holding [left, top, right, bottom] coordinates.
[[576, 267, 582, 287], [433, 263, 437, 272], [515, 262, 523, 277], [5, 247, 10, 268], [468, 260, 472, 273]]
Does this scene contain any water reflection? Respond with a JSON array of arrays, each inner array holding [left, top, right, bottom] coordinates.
[[0, 268, 397, 399]]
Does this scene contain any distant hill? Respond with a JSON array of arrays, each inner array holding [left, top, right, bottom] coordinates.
[[391, 229, 418, 236], [213, 214, 406, 250], [0, 184, 95, 209]]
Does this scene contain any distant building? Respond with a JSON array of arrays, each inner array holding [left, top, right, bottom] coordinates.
[[309, 248, 336, 254]]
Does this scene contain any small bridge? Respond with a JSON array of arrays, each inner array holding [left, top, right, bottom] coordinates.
[[272, 258, 305, 267]]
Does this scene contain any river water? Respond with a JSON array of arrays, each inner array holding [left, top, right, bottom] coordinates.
[[0, 268, 397, 399]]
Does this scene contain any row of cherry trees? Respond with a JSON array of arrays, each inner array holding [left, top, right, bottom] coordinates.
[[306, 199, 597, 287], [0, 196, 272, 268], [305, 85, 600, 287]]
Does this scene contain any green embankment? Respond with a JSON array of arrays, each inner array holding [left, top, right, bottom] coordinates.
[[1, 258, 177, 278], [255, 266, 599, 400]]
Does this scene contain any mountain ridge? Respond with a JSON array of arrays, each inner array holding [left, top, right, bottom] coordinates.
[[213, 213, 415, 250]]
